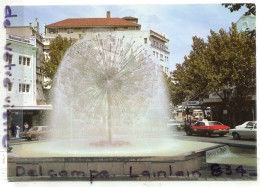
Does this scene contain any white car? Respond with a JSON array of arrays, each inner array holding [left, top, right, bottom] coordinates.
[[235, 121, 256, 129], [229, 121, 257, 140]]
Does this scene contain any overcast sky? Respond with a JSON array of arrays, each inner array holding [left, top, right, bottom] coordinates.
[[9, 4, 247, 71]]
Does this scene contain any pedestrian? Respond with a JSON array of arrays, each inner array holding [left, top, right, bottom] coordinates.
[[24, 122, 29, 132], [11, 125, 15, 137], [15, 125, 20, 138]]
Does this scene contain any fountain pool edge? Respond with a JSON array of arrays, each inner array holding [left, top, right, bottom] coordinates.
[[8, 144, 226, 181]]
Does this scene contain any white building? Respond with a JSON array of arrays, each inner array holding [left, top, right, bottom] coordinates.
[[6, 34, 37, 106], [6, 21, 51, 136], [236, 15, 256, 32], [43, 11, 170, 76]]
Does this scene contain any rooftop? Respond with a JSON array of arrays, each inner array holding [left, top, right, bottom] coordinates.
[[122, 16, 138, 19], [46, 18, 140, 27]]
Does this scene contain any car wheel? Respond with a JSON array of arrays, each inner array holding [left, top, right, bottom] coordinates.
[[205, 131, 211, 137], [26, 137, 31, 141], [233, 133, 240, 140], [35, 135, 43, 141]]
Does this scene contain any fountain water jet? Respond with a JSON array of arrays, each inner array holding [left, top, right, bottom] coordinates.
[[51, 33, 170, 148]]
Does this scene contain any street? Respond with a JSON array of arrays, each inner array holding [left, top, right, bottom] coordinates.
[[8, 130, 256, 149], [169, 130, 256, 148]]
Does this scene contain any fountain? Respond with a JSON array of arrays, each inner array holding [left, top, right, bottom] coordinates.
[[50, 33, 170, 147], [8, 34, 231, 181]]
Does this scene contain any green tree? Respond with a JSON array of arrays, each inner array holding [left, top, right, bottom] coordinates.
[[41, 35, 75, 86], [173, 23, 256, 125], [222, 3, 256, 16]]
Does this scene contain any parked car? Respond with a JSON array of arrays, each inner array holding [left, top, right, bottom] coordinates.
[[167, 119, 182, 131], [20, 126, 51, 140], [229, 121, 257, 140], [185, 120, 230, 137], [234, 121, 257, 129]]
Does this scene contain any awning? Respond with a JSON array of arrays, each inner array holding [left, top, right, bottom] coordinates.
[[7, 105, 52, 110]]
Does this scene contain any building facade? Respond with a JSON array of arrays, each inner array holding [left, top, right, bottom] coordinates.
[[43, 11, 170, 76], [6, 20, 51, 136], [236, 15, 256, 32]]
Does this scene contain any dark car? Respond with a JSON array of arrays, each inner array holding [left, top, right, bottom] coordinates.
[[185, 120, 230, 137], [20, 126, 51, 140]]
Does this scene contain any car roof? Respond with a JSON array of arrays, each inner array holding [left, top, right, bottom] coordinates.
[[30, 126, 50, 128]]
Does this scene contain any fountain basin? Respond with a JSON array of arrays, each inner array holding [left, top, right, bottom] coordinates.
[[8, 139, 226, 181], [8, 138, 220, 157]]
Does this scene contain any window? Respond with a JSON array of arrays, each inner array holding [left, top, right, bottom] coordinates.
[[242, 21, 249, 31], [144, 38, 147, 44], [7, 83, 12, 91], [26, 84, 30, 92], [8, 54, 13, 63], [160, 54, 163, 61], [42, 127, 50, 131], [23, 57, 26, 65], [19, 56, 31, 66], [156, 42, 158, 47], [199, 122, 205, 126], [67, 29, 73, 34], [246, 123, 254, 129], [156, 52, 159, 59], [29, 127, 39, 132], [22, 84, 26, 92], [19, 83, 30, 93], [153, 51, 155, 58], [19, 56, 22, 65], [209, 122, 223, 126], [49, 28, 57, 34], [153, 41, 155, 46], [27, 58, 30, 66]]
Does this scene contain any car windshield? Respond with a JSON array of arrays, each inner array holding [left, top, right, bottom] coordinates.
[[208, 121, 223, 126], [29, 127, 38, 132], [42, 127, 49, 131]]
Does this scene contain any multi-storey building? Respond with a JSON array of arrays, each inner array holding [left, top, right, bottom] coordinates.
[[6, 19, 51, 136], [43, 11, 170, 76]]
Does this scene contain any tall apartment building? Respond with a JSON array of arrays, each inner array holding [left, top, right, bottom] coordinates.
[[43, 11, 170, 76], [6, 19, 51, 135]]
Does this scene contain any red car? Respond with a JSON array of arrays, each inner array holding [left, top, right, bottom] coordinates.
[[185, 120, 230, 137]]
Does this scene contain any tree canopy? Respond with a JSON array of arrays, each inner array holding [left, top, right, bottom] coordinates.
[[41, 35, 75, 86], [222, 3, 256, 16], [172, 23, 256, 106]]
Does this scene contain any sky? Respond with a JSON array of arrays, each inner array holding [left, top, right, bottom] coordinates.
[[9, 4, 248, 71]]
